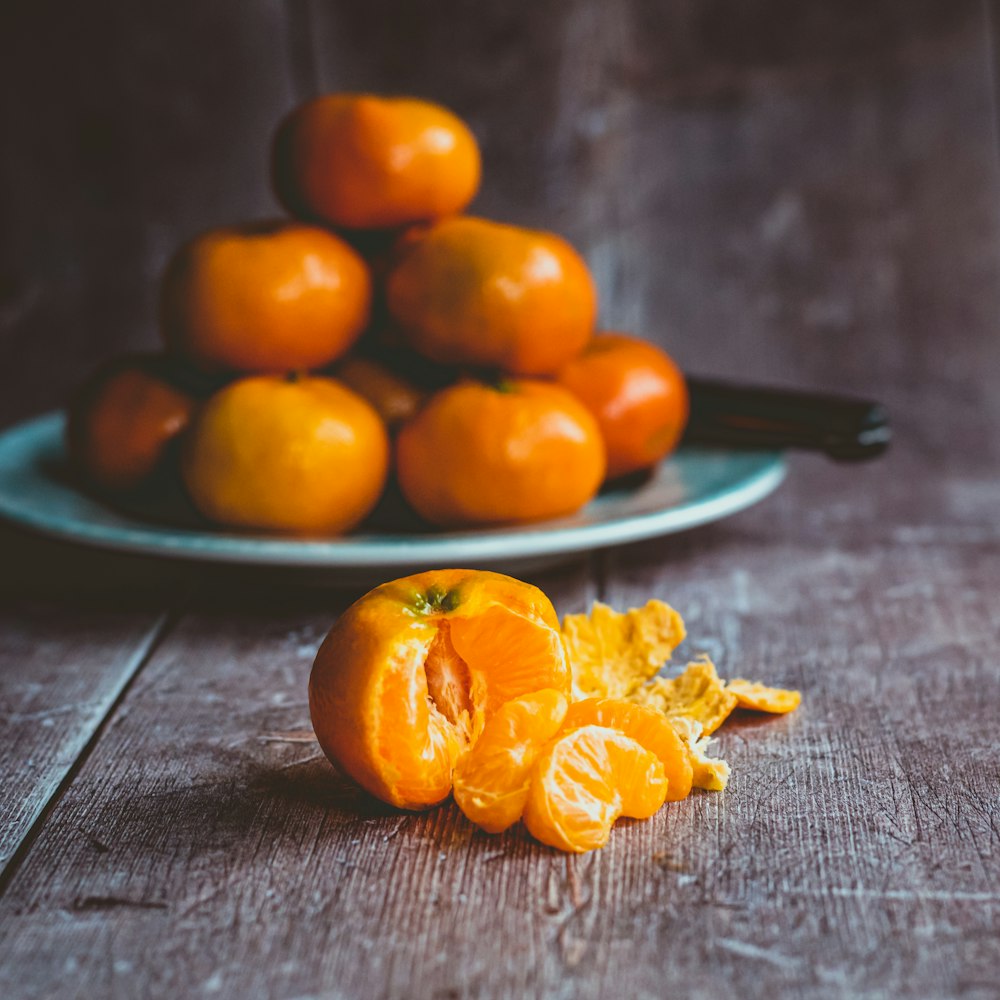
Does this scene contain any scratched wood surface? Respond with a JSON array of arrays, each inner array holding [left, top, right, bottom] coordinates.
[[1, 1, 999, 998]]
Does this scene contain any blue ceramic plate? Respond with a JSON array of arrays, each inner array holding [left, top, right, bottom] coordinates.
[[0, 412, 785, 578]]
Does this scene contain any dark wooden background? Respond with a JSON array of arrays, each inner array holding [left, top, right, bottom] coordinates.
[[1, 2, 999, 998]]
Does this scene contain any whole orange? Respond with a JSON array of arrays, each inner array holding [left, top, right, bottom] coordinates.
[[309, 569, 570, 809], [67, 355, 196, 493], [161, 222, 371, 374], [273, 94, 480, 230], [181, 374, 388, 535], [395, 379, 606, 526], [333, 355, 428, 432], [556, 333, 689, 478], [385, 217, 597, 376]]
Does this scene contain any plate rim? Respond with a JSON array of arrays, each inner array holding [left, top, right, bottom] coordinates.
[[0, 412, 787, 567]]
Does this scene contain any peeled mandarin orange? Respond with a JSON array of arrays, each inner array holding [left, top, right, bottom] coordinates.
[[161, 221, 371, 374], [562, 698, 693, 802], [273, 94, 480, 229], [385, 216, 597, 376], [395, 379, 606, 527], [181, 374, 388, 535], [309, 570, 570, 810], [452, 688, 569, 834], [523, 725, 668, 853]]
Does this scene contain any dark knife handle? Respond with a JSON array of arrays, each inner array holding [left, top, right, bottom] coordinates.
[[682, 377, 891, 461]]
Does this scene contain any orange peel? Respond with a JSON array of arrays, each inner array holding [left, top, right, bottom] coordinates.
[[630, 658, 739, 735], [669, 717, 731, 792], [561, 599, 686, 699], [727, 679, 802, 715]]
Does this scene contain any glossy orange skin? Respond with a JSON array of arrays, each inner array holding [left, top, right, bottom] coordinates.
[[309, 569, 570, 809], [181, 375, 388, 535], [273, 94, 481, 229], [395, 380, 606, 526], [161, 222, 371, 374], [556, 333, 689, 478], [385, 217, 597, 376], [67, 356, 196, 493], [334, 355, 428, 431]]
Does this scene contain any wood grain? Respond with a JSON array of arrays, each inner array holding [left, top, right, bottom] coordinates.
[[0, 539, 996, 998], [0, 600, 173, 881], [1, 0, 999, 998], [0, 566, 597, 998]]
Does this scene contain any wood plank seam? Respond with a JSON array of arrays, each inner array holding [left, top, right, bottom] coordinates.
[[0, 600, 187, 898]]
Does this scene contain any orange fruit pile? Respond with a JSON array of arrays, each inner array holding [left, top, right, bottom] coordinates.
[[67, 93, 691, 535], [310, 569, 802, 853]]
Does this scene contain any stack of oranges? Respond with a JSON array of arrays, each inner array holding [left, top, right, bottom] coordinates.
[[68, 94, 689, 535]]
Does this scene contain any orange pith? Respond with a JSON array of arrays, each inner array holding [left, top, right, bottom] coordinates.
[[453, 688, 569, 834], [523, 725, 668, 853], [309, 570, 570, 810], [562, 698, 694, 802]]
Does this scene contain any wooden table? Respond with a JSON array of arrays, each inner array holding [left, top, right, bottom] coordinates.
[[1, 2, 998, 997]]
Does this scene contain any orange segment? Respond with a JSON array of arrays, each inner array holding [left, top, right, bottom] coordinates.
[[309, 569, 570, 810], [631, 658, 738, 735], [561, 600, 686, 699], [453, 689, 569, 833], [563, 698, 694, 801], [523, 725, 668, 853], [727, 679, 802, 714], [449, 605, 569, 715]]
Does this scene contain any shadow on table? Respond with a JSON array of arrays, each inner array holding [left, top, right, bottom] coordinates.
[[258, 756, 400, 818], [0, 518, 601, 613]]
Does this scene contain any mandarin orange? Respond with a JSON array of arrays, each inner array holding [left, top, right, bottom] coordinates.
[[395, 379, 606, 526], [273, 94, 480, 229], [181, 374, 388, 534], [385, 216, 597, 376], [161, 222, 371, 373], [309, 569, 571, 809], [333, 355, 428, 432], [556, 333, 689, 478], [66, 355, 196, 494]]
